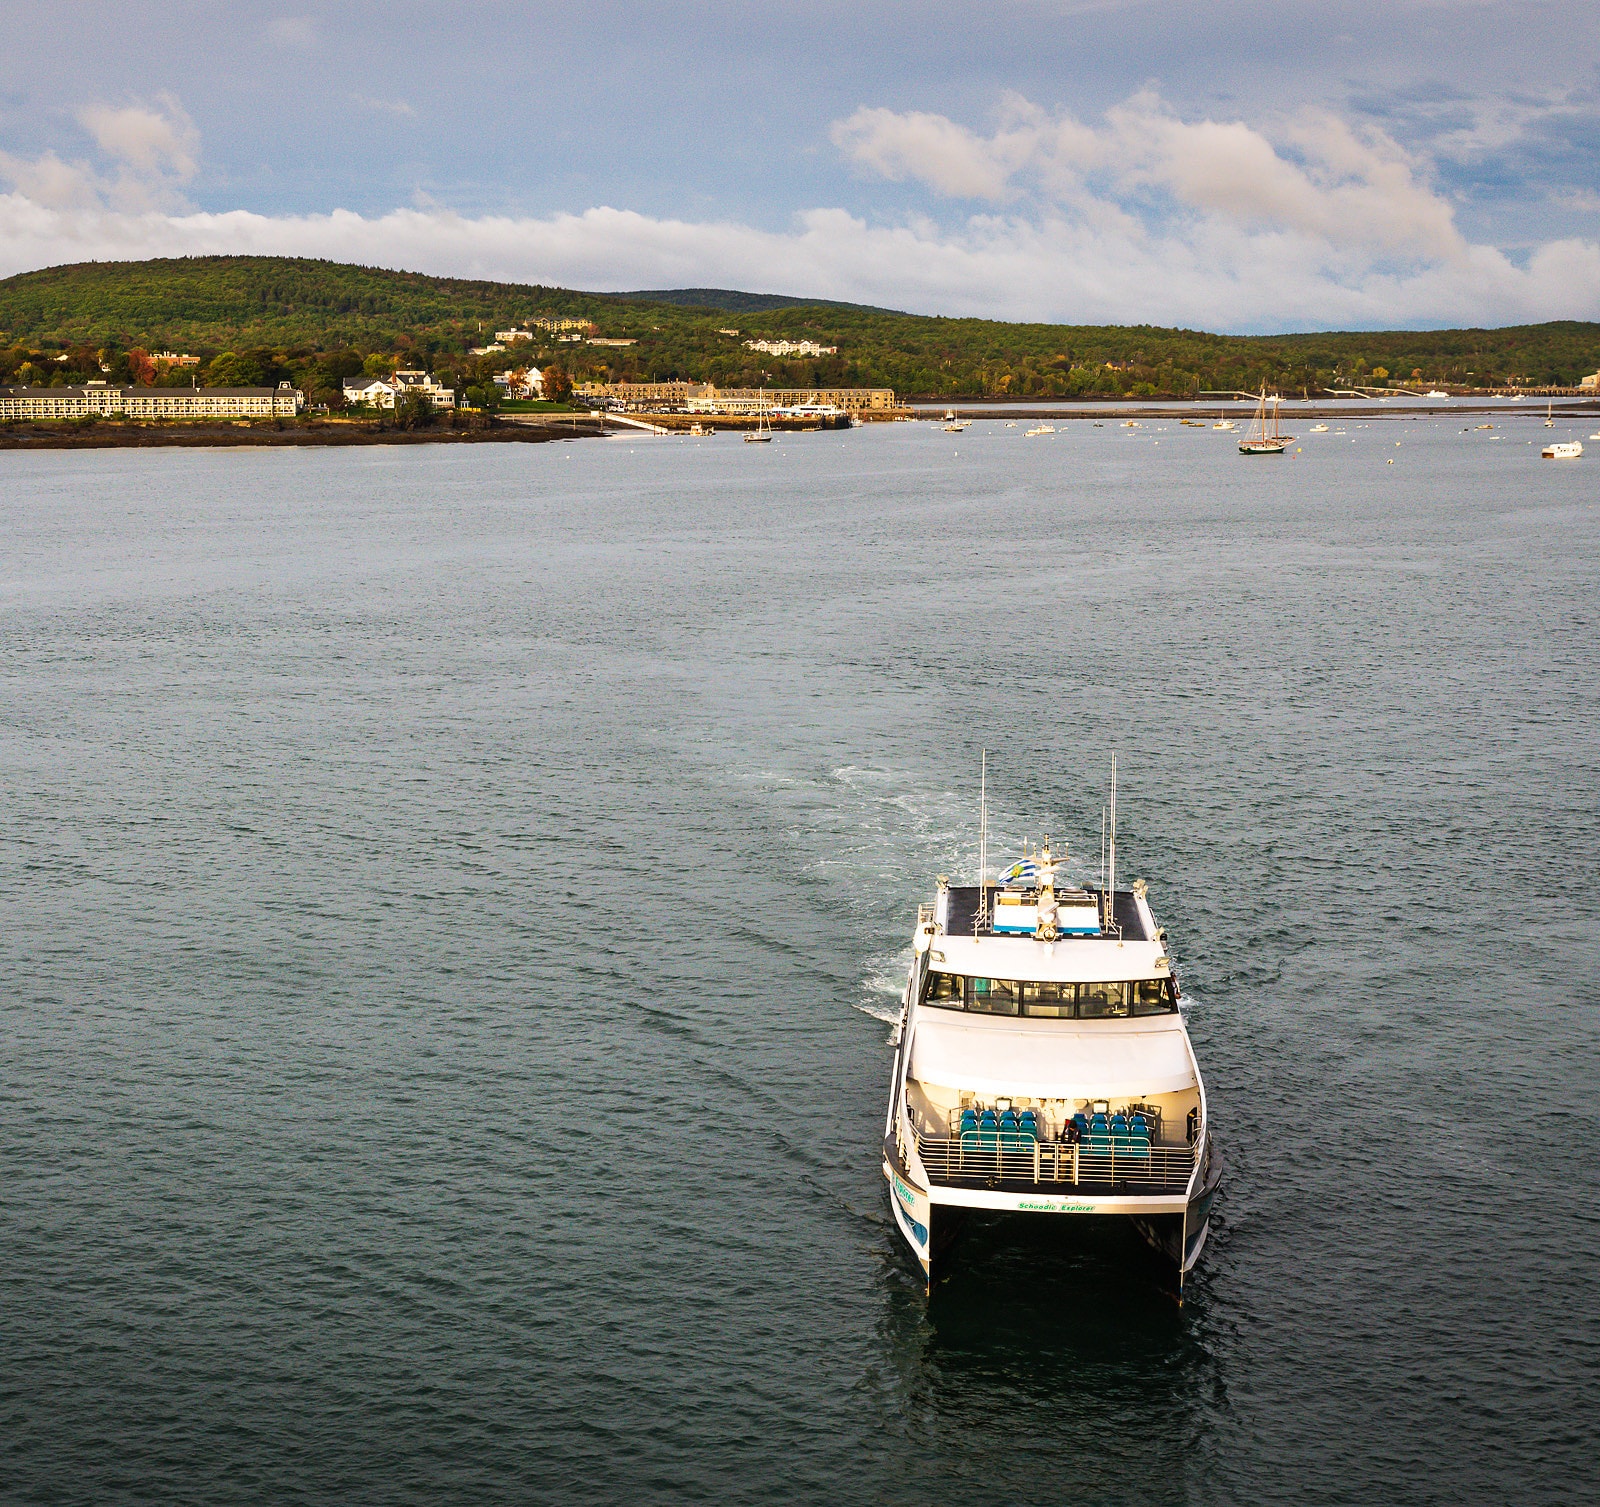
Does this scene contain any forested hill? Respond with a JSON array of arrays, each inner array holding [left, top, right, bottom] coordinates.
[[1, 256, 1596, 399]]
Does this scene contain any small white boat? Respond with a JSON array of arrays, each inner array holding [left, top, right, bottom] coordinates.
[[1121, 419, 1140, 428], [943, 419, 970, 432], [1426, 390, 1450, 399], [1025, 423, 1056, 437], [1542, 440, 1583, 459], [1212, 415, 1236, 431], [1309, 423, 1329, 433], [1005, 421, 1017, 428], [1545, 401, 1555, 428]]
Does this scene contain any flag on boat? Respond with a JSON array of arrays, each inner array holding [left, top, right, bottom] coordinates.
[[997, 858, 1039, 886]]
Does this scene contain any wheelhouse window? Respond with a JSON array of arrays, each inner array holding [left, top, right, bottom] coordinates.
[[923, 972, 1177, 1017]]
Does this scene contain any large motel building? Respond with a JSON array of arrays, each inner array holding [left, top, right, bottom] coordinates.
[[575, 380, 898, 416], [0, 380, 304, 420]]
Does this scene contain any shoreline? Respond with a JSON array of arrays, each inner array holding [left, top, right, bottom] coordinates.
[[0, 416, 610, 451]]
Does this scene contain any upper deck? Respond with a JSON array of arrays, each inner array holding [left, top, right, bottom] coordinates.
[[941, 884, 1152, 942], [924, 883, 1170, 986]]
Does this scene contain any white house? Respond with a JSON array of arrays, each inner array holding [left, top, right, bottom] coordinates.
[[1580, 372, 1599, 391], [492, 366, 544, 400], [343, 371, 456, 410]]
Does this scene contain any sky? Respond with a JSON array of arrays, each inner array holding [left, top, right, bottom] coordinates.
[[0, 0, 1597, 332]]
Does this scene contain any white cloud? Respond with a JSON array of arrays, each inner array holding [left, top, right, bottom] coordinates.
[[352, 95, 417, 119], [0, 87, 1594, 332], [0, 94, 200, 214], [831, 102, 1048, 201], [834, 91, 1467, 262], [78, 94, 198, 181]]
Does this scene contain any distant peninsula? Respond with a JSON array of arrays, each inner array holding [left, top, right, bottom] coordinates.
[[1, 255, 1596, 403]]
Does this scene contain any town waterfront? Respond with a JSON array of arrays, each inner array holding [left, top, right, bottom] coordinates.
[[3, 422, 1598, 1504]]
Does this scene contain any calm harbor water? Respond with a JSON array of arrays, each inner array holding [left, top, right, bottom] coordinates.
[[4, 419, 1598, 1504]]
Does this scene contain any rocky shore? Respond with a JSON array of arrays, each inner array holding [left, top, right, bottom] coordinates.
[[0, 415, 608, 450]]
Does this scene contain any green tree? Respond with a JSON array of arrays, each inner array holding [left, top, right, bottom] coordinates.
[[204, 351, 267, 386], [391, 391, 435, 429]]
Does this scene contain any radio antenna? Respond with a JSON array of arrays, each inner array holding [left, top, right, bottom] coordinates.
[[1100, 804, 1108, 929], [976, 748, 989, 935], [1107, 753, 1121, 937]]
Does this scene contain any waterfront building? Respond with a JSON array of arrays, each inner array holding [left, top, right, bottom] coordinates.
[[574, 380, 697, 410], [0, 381, 303, 420], [1581, 372, 1598, 391], [742, 339, 838, 358], [686, 384, 893, 415], [493, 367, 543, 399], [342, 371, 455, 410], [576, 381, 894, 415]]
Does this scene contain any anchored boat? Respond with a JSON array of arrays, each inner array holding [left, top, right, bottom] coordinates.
[[883, 772, 1222, 1297], [1239, 389, 1291, 454]]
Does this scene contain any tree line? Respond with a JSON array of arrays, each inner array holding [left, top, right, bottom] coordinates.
[[1, 256, 1596, 400]]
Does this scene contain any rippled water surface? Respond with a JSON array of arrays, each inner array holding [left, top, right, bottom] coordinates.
[[4, 420, 1598, 1505]]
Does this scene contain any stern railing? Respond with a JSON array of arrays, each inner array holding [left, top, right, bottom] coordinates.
[[915, 1132, 1194, 1193]]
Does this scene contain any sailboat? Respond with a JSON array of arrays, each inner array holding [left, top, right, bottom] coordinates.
[[1239, 390, 1292, 454], [1545, 400, 1555, 428], [745, 389, 773, 443], [1212, 411, 1236, 431]]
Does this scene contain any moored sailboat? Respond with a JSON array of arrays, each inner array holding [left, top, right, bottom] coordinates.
[[1239, 389, 1291, 454], [745, 389, 774, 443]]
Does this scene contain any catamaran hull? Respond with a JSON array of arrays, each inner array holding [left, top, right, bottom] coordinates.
[[1133, 1137, 1223, 1285], [885, 1148, 1218, 1295], [883, 1156, 933, 1286]]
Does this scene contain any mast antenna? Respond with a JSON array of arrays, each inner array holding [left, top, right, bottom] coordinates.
[[976, 748, 989, 935], [1107, 753, 1121, 937], [1100, 804, 1107, 929]]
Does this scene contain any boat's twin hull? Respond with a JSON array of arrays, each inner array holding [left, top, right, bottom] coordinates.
[[885, 1141, 1220, 1294]]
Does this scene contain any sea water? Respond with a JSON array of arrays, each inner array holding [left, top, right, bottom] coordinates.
[[3, 419, 1597, 1504]]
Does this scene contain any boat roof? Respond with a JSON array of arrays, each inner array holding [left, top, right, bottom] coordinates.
[[929, 884, 1169, 983], [942, 884, 1151, 941], [910, 1011, 1196, 1098]]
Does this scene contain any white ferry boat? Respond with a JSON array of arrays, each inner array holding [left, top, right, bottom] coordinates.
[[882, 819, 1222, 1296]]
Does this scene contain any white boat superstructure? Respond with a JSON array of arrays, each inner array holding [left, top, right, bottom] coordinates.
[[883, 815, 1222, 1297]]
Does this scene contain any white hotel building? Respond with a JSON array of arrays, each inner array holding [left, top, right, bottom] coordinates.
[[0, 381, 304, 420]]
